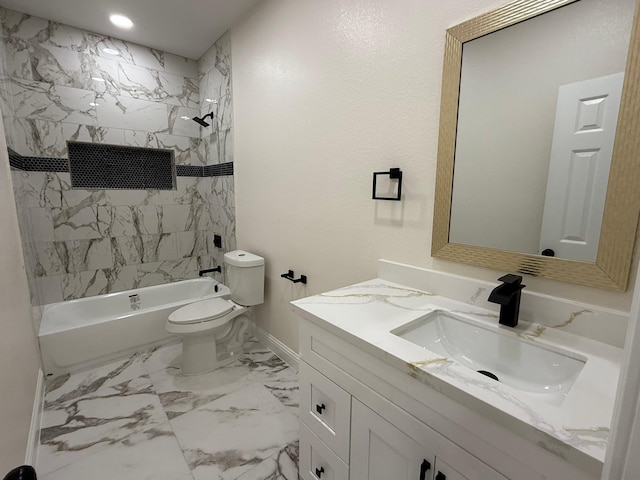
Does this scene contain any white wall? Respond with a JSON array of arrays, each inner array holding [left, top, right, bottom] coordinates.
[[0, 115, 41, 472], [231, 0, 638, 352]]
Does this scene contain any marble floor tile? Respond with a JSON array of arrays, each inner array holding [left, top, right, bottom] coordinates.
[[39, 374, 169, 475], [234, 441, 299, 480], [41, 422, 194, 480], [37, 339, 299, 480], [169, 382, 299, 480], [148, 360, 253, 420], [44, 352, 147, 405]]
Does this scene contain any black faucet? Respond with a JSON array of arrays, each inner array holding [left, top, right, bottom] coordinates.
[[199, 266, 221, 276], [487, 274, 526, 327]]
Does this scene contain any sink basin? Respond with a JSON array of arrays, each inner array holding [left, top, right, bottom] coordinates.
[[392, 310, 586, 404]]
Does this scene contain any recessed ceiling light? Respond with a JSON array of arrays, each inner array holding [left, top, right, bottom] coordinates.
[[109, 14, 134, 29], [102, 48, 120, 55]]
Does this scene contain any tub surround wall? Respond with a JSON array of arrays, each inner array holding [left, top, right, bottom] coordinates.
[[0, 8, 236, 306], [197, 32, 237, 260], [231, 0, 637, 352]]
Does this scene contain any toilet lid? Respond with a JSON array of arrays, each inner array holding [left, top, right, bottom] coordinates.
[[168, 298, 234, 325]]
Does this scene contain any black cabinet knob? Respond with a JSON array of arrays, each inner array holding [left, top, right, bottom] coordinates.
[[315, 466, 325, 478], [436, 472, 447, 480], [316, 403, 326, 414]]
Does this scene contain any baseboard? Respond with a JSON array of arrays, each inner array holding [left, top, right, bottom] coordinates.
[[251, 323, 299, 371], [25, 369, 44, 466]]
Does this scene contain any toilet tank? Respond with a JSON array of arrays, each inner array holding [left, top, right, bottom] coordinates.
[[224, 250, 265, 306]]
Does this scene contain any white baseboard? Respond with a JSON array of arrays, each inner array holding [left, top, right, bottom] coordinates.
[[25, 369, 44, 466], [251, 323, 299, 371]]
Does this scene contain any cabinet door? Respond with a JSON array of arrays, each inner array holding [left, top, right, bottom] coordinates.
[[350, 399, 435, 480], [433, 458, 468, 480]]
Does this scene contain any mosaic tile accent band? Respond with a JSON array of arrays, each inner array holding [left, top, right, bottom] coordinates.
[[8, 149, 234, 179]]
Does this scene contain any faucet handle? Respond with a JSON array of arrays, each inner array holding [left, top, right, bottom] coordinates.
[[497, 274, 523, 285]]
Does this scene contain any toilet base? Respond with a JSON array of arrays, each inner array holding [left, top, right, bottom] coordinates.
[[179, 314, 250, 375]]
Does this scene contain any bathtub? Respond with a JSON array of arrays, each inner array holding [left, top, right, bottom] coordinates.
[[39, 278, 230, 376]]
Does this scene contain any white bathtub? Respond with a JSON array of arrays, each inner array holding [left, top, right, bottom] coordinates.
[[39, 278, 230, 376]]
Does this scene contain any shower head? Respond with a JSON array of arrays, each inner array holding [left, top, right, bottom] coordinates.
[[192, 116, 210, 127], [192, 112, 215, 127]]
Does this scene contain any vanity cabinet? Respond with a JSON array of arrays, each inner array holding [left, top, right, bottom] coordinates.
[[300, 361, 506, 480], [350, 398, 505, 480], [297, 317, 595, 480]]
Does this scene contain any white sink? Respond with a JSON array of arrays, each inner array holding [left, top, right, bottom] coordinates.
[[392, 310, 586, 405]]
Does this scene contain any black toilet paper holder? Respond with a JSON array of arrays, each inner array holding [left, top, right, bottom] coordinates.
[[281, 270, 307, 285]]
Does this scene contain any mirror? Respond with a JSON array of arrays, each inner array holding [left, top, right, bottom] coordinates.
[[433, 0, 640, 290]]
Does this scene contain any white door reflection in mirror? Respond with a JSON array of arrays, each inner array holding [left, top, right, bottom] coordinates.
[[539, 72, 624, 261]]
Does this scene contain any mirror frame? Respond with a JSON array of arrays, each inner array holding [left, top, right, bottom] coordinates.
[[433, 0, 640, 290]]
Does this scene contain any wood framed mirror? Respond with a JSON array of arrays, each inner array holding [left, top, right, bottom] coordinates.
[[432, 0, 640, 290]]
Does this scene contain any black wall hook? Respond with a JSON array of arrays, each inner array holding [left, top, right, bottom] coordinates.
[[281, 270, 307, 284]]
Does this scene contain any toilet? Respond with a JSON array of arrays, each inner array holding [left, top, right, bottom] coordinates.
[[166, 250, 265, 375]]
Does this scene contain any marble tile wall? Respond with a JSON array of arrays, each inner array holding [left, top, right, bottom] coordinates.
[[198, 31, 236, 283], [1, 8, 236, 307]]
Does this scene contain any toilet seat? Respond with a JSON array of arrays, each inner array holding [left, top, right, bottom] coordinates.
[[168, 297, 234, 325]]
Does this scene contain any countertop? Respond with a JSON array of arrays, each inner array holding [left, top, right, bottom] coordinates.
[[291, 278, 623, 474]]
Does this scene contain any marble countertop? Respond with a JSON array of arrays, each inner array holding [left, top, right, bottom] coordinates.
[[291, 279, 623, 473]]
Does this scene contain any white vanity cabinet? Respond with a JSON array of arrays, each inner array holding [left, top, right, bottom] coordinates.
[[297, 316, 597, 480], [350, 398, 506, 480], [299, 361, 506, 480]]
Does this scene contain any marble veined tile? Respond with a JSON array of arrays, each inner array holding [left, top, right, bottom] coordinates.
[[235, 442, 299, 480], [118, 63, 198, 108], [63, 122, 125, 146], [147, 358, 253, 420], [12, 79, 97, 125], [40, 422, 193, 480], [45, 21, 90, 52], [95, 94, 168, 132], [197, 32, 230, 79], [29, 44, 91, 89], [168, 105, 200, 138], [263, 368, 300, 416], [44, 353, 148, 409], [162, 204, 198, 233], [208, 128, 234, 166], [53, 205, 106, 241], [107, 264, 139, 294], [2, 39, 32, 80], [0, 9, 48, 41], [141, 342, 183, 375], [174, 177, 208, 206], [124, 130, 194, 165], [164, 53, 198, 78], [112, 236, 143, 266], [89, 35, 165, 72], [135, 258, 198, 288], [64, 238, 114, 273], [61, 269, 109, 300], [39, 374, 169, 475], [169, 382, 299, 480], [176, 231, 197, 258]]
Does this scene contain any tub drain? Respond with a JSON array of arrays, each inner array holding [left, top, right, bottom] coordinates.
[[477, 370, 499, 382]]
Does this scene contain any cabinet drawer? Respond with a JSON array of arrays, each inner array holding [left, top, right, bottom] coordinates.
[[300, 421, 349, 480], [300, 361, 351, 462]]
